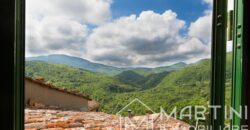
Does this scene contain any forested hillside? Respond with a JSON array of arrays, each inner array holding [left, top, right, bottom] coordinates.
[[25, 53, 232, 125], [26, 54, 187, 76], [25, 61, 138, 98]]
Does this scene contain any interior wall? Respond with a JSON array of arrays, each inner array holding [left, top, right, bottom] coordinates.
[[243, 0, 250, 126], [0, 0, 15, 129]]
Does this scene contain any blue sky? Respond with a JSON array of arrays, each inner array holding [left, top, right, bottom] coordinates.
[[86, 0, 209, 31], [111, 0, 209, 26], [26, 0, 213, 67]]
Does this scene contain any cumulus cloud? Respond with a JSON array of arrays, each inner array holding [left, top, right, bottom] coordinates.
[[26, 0, 213, 67], [26, 0, 112, 25], [26, 0, 112, 57], [26, 16, 88, 56], [188, 11, 212, 43], [84, 10, 210, 67]]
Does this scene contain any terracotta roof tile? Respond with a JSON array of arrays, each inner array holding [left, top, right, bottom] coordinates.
[[25, 109, 190, 130]]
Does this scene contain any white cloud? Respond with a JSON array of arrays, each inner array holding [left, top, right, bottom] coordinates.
[[186, 10, 212, 63], [84, 10, 210, 67], [26, 0, 112, 57], [26, 16, 88, 57], [26, 0, 112, 25], [26, 0, 213, 67], [188, 11, 212, 43]]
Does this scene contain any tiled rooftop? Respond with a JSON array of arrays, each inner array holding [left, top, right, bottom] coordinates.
[[25, 109, 190, 130]]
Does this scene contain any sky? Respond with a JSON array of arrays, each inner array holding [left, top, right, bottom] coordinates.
[[26, 0, 216, 67]]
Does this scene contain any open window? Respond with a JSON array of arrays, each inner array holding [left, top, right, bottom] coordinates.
[[14, 0, 249, 129]]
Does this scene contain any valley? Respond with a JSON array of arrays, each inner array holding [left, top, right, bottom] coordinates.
[[25, 53, 232, 125]]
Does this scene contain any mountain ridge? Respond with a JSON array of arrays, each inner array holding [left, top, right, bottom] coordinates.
[[26, 54, 188, 75]]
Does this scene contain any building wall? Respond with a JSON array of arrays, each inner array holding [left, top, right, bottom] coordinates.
[[25, 79, 89, 111]]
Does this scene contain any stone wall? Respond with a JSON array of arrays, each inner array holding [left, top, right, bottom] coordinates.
[[25, 79, 89, 111]]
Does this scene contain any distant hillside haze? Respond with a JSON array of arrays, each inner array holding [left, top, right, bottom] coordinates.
[[26, 54, 123, 75], [26, 54, 188, 75]]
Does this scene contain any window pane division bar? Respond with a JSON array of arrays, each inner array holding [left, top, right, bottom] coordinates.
[[14, 0, 25, 130], [210, 0, 227, 129], [231, 0, 244, 128]]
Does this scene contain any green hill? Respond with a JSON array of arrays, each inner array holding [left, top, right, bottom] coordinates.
[[26, 54, 124, 76], [116, 70, 171, 90], [25, 61, 138, 98], [116, 70, 145, 87], [27, 54, 187, 76], [128, 62, 187, 76], [101, 53, 232, 124], [25, 52, 232, 125], [101, 59, 212, 116]]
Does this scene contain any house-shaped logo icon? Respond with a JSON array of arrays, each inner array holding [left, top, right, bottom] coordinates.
[[116, 98, 155, 116], [116, 98, 156, 130]]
